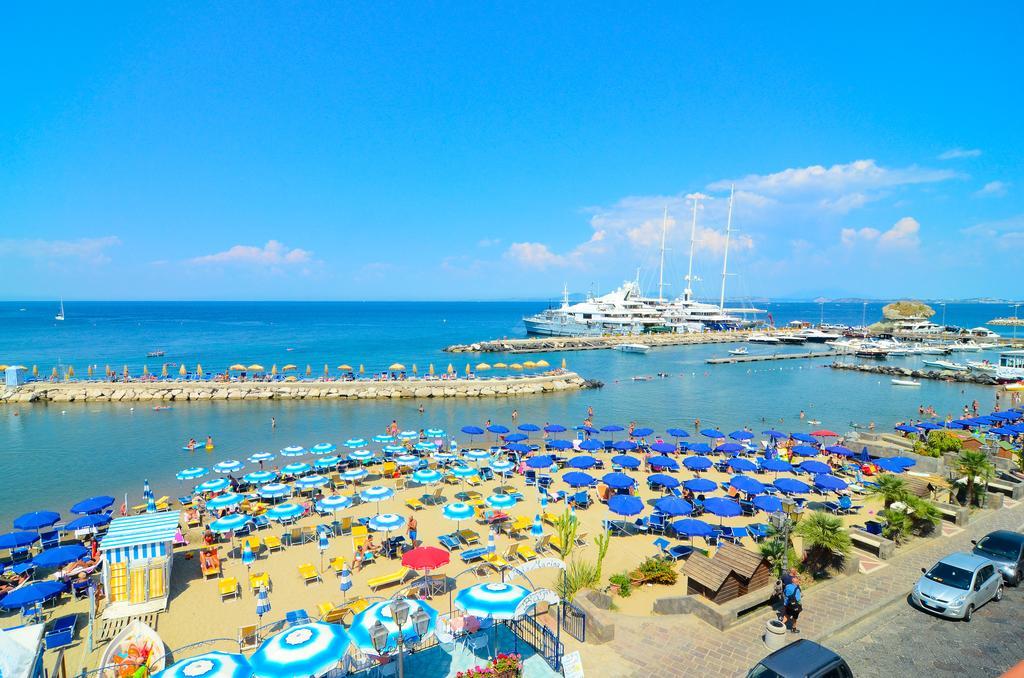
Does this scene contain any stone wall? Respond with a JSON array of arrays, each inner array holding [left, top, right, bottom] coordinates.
[[0, 372, 593, 404]]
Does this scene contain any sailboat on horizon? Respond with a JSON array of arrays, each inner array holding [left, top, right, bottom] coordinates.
[[55, 298, 65, 321]]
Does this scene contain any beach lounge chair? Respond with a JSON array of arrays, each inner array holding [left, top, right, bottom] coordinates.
[[285, 609, 311, 626], [542, 511, 559, 526], [483, 545, 516, 570], [524, 470, 536, 486], [317, 601, 335, 618], [533, 534, 551, 553], [507, 515, 531, 538], [201, 551, 221, 578], [264, 535, 283, 552], [515, 543, 537, 561], [382, 461, 397, 478], [422, 487, 444, 506], [249, 571, 269, 593], [330, 557, 347, 576], [653, 537, 693, 561], [40, 530, 60, 550], [459, 547, 489, 563], [298, 563, 321, 585], [326, 597, 369, 624], [44, 614, 77, 650], [747, 523, 770, 542], [368, 566, 410, 591], [219, 577, 240, 602], [439, 533, 461, 551], [570, 491, 592, 508], [457, 529, 480, 545], [549, 534, 568, 554], [406, 496, 425, 511], [238, 624, 259, 652], [351, 525, 368, 550]]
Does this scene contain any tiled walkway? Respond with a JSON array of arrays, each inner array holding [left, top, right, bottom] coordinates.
[[595, 502, 1024, 677]]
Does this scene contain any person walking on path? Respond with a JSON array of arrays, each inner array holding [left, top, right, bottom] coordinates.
[[782, 575, 803, 633]]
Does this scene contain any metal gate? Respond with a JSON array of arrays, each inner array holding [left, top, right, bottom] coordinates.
[[509, 615, 564, 671], [559, 600, 587, 642]]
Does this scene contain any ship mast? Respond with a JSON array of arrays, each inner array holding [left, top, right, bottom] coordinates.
[[719, 185, 734, 311], [657, 205, 669, 302], [684, 196, 700, 302]]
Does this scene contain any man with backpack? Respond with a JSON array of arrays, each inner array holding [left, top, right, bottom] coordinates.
[[782, 574, 803, 633]]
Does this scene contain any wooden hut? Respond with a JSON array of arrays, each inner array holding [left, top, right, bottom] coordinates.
[[99, 511, 181, 616], [713, 543, 772, 595], [684, 552, 744, 604]]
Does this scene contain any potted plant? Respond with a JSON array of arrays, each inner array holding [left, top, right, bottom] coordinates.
[[608, 573, 632, 597], [491, 653, 523, 678]]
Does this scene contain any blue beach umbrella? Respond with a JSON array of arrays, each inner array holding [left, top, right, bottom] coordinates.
[[295, 474, 329, 489], [487, 424, 510, 435], [814, 474, 848, 492], [176, 467, 208, 481], [791, 433, 817, 443], [547, 439, 573, 451], [266, 503, 304, 522], [348, 449, 376, 462], [602, 472, 636, 489], [791, 445, 819, 457], [579, 439, 605, 451], [703, 497, 741, 518], [455, 582, 532, 620], [672, 518, 714, 538], [917, 422, 941, 431], [154, 651, 252, 678], [563, 472, 596, 488], [632, 427, 655, 437], [486, 493, 517, 509], [280, 446, 306, 457], [649, 442, 676, 454], [611, 455, 640, 469], [890, 456, 917, 469], [345, 438, 367, 448], [398, 431, 419, 440], [382, 445, 406, 456], [14, 511, 61, 531], [209, 514, 253, 533], [683, 478, 717, 493], [612, 440, 638, 452], [759, 458, 793, 473], [544, 424, 567, 434], [461, 426, 484, 437], [464, 449, 492, 462], [504, 433, 528, 443], [317, 495, 353, 513], [894, 424, 918, 433], [69, 496, 114, 515], [63, 514, 111, 532], [144, 479, 156, 513], [249, 623, 352, 678], [411, 469, 442, 485], [729, 430, 754, 441], [525, 455, 555, 469], [310, 443, 337, 455], [716, 442, 744, 454], [195, 478, 230, 494], [753, 495, 783, 513], [774, 478, 811, 494], [825, 445, 854, 457], [762, 430, 787, 439], [729, 475, 766, 495], [518, 423, 541, 432], [576, 425, 599, 434], [647, 455, 679, 470], [0, 580, 67, 609], [338, 563, 352, 598], [505, 443, 531, 454], [666, 428, 690, 438], [648, 473, 680, 489], [213, 460, 244, 473], [206, 492, 244, 511], [242, 540, 255, 567], [567, 455, 597, 469], [248, 452, 276, 464], [442, 502, 475, 522], [701, 428, 725, 439], [348, 600, 438, 654], [799, 460, 831, 475], [373, 434, 395, 444], [490, 460, 515, 474], [683, 456, 713, 471], [450, 465, 479, 478], [654, 497, 693, 516], [608, 495, 643, 516], [281, 462, 311, 475], [531, 514, 544, 537], [340, 468, 369, 482], [688, 443, 712, 455], [32, 545, 88, 569], [727, 458, 758, 473], [314, 456, 341, 469], [415, 441, 438, 452], [258, 483, 292, 500]]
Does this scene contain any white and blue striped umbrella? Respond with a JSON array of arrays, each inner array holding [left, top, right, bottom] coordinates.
[[372, 434, 395, 444], [176, 467, 208, 481], [314, 455, 341, 469], [310, 443, 336, 455], [348, 600, 438, 654], [450, 465, 478, 478], [531, 514, 544, 537], [318, 530, 329, 552], [538, 490, 548, 509], [280, 446, 306, 457], [214, 460, 244, 474], [397, 430, 419, 440], [454, 582, 532, 620], [249, 622, 351, 678], [486, 493, 517, 509], [195, 478, 230, 494], [442, 502, 475, 522], [144, 479, 156, 513], [295, 474, 329, 489], [153, 651, 251, 678], [382, 445, 406, 455], [266, 503, 304, 522], [316, 495, 353, 513], [340, 468, 368, 482], [463, 449, 492, 462], [368, 513, 406, 532], [359, 486, 395, 504], [249, 452, 276, 464], [242, 539, 255, 566], [487, 529, 496, 554], [256, 585, 271, 617], [395, 454, 420, 467], [258, 483, 292, 500], [209, 514, 252, 534], [348, 449, 376, 462], [490, 460, 515, 474], [338, 564, 352, 594], [425, 428, 445, 437], [345, 438, 367, 448], [411, 469, 442, 485], [432, 452, 457, 463], [207, 492, 244, 511], [415, 441, 438, 452], [281, 462, 311, 475], [244, 471, 277, 485]]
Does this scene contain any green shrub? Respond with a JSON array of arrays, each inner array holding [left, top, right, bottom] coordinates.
[[630, 556, 678, 585], [608, 573, 632, 597]]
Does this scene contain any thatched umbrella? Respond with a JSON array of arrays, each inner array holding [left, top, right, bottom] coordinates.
[[32, 365, 38, 378], [197, 363, 204, 377], [306, 364, 312, 377], [271, 364, 277, 376], [87, 365, 94, 378], [143, 365, 149, 376], [429, 363, 435, 376], [161, 364, 168, 378], [179, 363, 187, 377]]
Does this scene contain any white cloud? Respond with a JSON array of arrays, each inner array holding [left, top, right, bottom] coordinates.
[[0, 235, 122, 263], [973, 180, 1009, 198], [962, 214, 1024, 249], [709, 159, 956, 196], [504, 242, 567, 269], [477, 238, 502, 247], [938, 148, 982, 160], [841, 217, 920, 251], [188, 240, 312, 266]]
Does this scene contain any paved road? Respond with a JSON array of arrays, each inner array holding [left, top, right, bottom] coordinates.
[[828, 580, 1024, 678]]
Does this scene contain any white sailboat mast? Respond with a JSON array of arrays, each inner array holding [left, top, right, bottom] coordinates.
[[684, 196, 700, 302], [657, 205, 669, 302], [719, 185, 734, 311]]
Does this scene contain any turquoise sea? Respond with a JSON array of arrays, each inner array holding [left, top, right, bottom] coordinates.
[[0, 300, 1014, 521]]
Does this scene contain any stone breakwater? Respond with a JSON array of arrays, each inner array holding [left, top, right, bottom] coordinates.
[[0, 373, 599, 404], [830, 362, 1001, 386], [444, 330, 758, 354]]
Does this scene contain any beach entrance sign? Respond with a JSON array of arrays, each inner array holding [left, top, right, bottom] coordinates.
[[513, 588, 560, 618], [505, 558, 566, 582]]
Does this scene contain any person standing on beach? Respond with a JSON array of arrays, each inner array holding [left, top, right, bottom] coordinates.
[[407, 515, 418, 547]]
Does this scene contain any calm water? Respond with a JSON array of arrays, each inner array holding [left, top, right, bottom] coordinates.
[[0, 301, 1012, 520]]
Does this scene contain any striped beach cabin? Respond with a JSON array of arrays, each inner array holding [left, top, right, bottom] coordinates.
[[100, 511, 181, 614]]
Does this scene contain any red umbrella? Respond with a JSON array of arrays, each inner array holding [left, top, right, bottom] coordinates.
[[402, 546, 450, 571], [810, 430, 838, 437]]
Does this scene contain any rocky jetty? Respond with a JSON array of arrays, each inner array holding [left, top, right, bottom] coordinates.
[[0, 372, 596, 405], [830, 362, 1000, 385], [444, 331, 754, 354]]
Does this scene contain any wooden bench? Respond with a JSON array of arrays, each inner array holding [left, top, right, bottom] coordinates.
[[848, 528, 896, 559], [987, 477, 1024, 500]]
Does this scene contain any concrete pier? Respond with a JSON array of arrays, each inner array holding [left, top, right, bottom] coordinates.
[[705, 351, 835, 364], [444, 330, 759, 354]]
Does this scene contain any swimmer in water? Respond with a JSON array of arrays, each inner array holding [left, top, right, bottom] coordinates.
[[188, 438, 197, 451], [206, 435, 213, 448]]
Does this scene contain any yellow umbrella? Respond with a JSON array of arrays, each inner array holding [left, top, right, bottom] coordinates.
[[0, 365, 8, 371], [67, 365, 75, 378], [522, 360, 536, 368], [412, 364, 418, 375], [388, 363, 405, 371], [32, 365, 38, 377], [493, 362, 507, 368], [536, 359, 550, 367], [161, 364, 168, 378], [429, 364, 435, 376], [359, 364, 365, 375], [510, 363, 523, 370], [306, 364, 312, 376], [197, 363, 204, 377], [143, 365, 149, 376], [323, 363, 329, 376], [179, 364, 187, 377], [476, 363, 491, 370], [282, 364, 297, 371], [51, 366, 58, 379], [87, 365, 94, 378], [228, 364, 247, 371], [465, 363, 471, 376], [271, 364, 277, 376], [338, 364, 352, 371], [561, 358, 567, 369], [248, 364, 264, 372], [285, 375, 297, 382], [447, 363, 454, 374]]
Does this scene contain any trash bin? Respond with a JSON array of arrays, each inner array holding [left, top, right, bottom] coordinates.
[[764, 618, 787, 650]]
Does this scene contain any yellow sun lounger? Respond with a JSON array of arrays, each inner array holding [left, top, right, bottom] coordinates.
[[219, 577, 240, 601], [367, 566, 410, 591], [249, 571, 270, 593], [330, 557, 347, 575], [405, 497, 425, 511], [264, 535, 283, 552], [516, 543, 537, 561], [298, 563, 321, 585]]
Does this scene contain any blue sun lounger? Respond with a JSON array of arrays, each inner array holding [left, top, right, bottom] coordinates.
[[653, 537, 693, 561], [459, 547, 489, 563]]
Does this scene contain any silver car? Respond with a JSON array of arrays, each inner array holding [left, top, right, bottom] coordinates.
[[972, 530, 1024, 586], [911, 552, 1004, 621]]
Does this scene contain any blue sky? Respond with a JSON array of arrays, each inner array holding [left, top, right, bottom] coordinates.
[[2, 3, 1022, 301]]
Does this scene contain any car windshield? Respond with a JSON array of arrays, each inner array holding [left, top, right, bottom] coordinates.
[[975, 536, 1019, 560], [925, 562, 973, 590]]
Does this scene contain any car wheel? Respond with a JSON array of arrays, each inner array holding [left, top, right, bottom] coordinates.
[[963, 604, 974, 622], [1014, 572, 1021, 587], [994, 585, 1004, 602]]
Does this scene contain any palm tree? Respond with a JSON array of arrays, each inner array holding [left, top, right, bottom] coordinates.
[[905, 496, 942, 536], [758, 535, 789, 577], [867, 474, 909, 508], [956, 450, 996, 507], [879, 507, 914, 544], [794, 511, 852, 576]]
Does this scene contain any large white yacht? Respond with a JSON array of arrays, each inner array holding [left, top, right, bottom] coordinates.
[[995, 351, 1024, 381], [522, 282, 666, 336]]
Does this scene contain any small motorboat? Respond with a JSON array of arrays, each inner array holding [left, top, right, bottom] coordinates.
[[615, 344, 650, 354], [99, 620, 165, 678], [631, 375, 654, 381], [891, 379, 921, 387], [922, 359, 968, 372], [748, 334, 781, 344], [146, 350, 166, 358], [728, 347, 749, 356]]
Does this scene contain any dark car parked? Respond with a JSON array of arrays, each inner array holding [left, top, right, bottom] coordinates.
[[972, 530, 1024, 586], [747, 639, 853, 678]]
